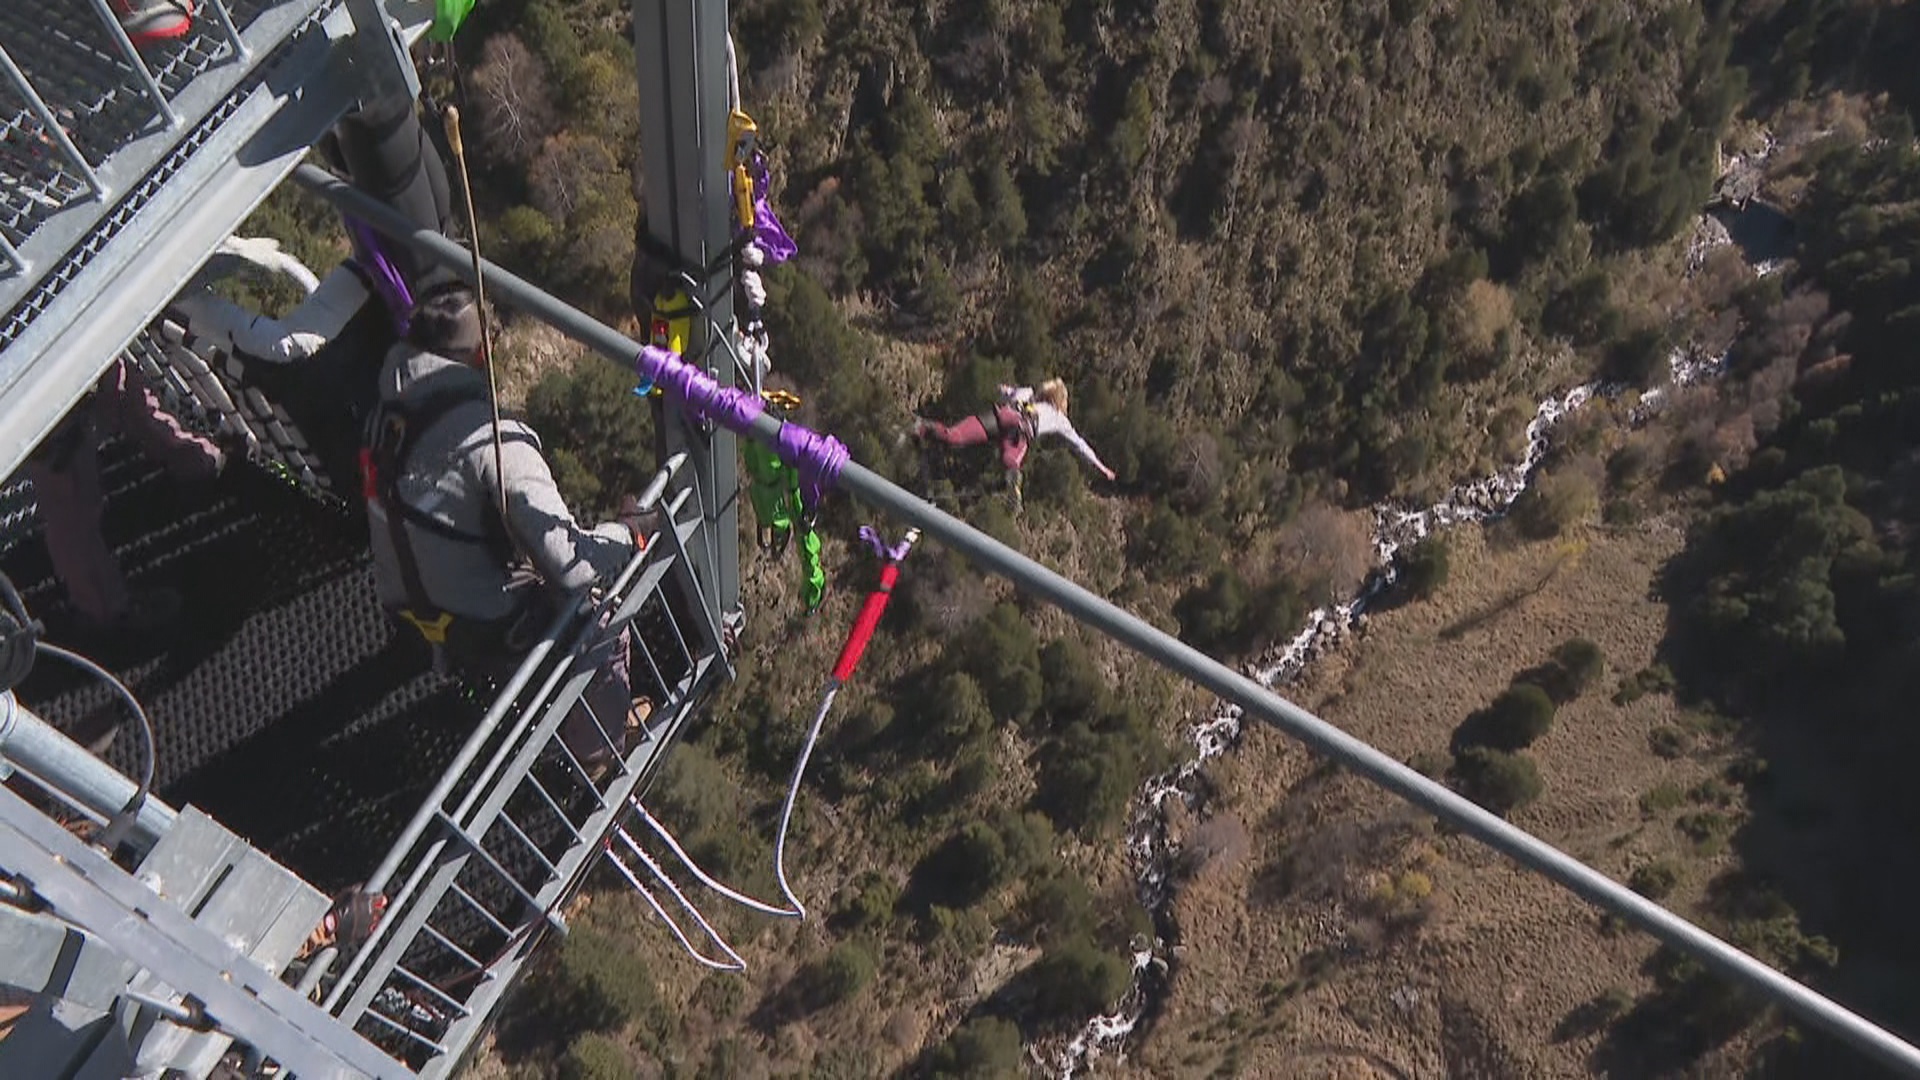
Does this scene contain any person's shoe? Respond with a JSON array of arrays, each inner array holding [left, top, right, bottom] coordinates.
[[112, 0, 195, 47]]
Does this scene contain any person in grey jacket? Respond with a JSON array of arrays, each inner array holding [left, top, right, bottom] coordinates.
[[364, 285, 648, 765]]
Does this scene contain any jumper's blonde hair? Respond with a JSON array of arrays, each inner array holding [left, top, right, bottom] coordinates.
[[1037, 378, 1068, 413]]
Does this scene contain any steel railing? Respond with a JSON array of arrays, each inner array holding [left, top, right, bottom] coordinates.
[[287, 457, 727, 1076]]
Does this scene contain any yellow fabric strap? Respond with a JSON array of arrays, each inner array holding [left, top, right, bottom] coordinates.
[[399, 609, 455, 645], [727, 110, 759, 229]]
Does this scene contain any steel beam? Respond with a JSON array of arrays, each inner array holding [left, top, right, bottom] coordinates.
[[0, 692, 176, 850], [632, 0, 741, 625], [0, 783, 405, 1079], [0, 0, 434, 485]]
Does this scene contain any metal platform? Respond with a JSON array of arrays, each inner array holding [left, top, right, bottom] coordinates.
[[0, 439, 478, 891], [0, 0, 431, 489], [0, 0, 748, 1069], [0, 452, 727, 1074], [0, 360, 729, 1077]]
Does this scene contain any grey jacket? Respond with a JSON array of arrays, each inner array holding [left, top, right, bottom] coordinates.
[[366, 345, 634, 622]]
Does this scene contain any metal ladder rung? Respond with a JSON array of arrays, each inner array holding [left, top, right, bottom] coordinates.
[[430, 811, 544, 912], [444, 883, 514, 940], [355, 997, 448, 1056], [520, 773, 589, 843], [491, 812, 561, 881], [417, 924, 488, 974], [546, 732, 613, 803], [387, 963, 473, 1020]]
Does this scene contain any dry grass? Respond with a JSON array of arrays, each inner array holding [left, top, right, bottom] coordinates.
[[1121, 518, 1755, 1078]]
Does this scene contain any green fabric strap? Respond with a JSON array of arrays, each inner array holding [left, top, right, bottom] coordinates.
[[798, 526, 825, 612], [429, 0, 476, 42], [745, 440, 799, 531]]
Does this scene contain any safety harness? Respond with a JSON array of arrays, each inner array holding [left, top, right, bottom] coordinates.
[[359, 382, 512, 646]]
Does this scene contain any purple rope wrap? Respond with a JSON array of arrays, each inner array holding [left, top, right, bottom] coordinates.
[[779, 422, 849, 514], [858, 525, 915, 564], [636, 345, 850, 507], [640, 347, 765, 429], [749, 152, 797, 264], [345, 217, 415, 335]]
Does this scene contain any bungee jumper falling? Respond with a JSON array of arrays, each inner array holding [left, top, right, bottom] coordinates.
[[745, 382, 827, 615], [912, 377, 1116, 504]]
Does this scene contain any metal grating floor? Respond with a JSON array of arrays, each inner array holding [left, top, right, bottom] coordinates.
[[1, 447, 482, 895]]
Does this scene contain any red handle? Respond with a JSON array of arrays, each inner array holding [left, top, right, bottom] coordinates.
[[831, 563, 899, 681]]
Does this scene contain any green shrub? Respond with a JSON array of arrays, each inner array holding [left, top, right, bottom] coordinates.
[[934, 671, 996, 748], [1034, 703, 1169, 838], [1454, 747, 1543, 815], [922, 904, 994, 964], [1648, 726, 1692, 759], [926, 1016, 1025, 1078], [1604, 326, 1671, 386], [994, 810, 1059, 879], [1548, 638, 1606, 699], [837, 871, 899, 931], [1021, 872, 1096, 944], [945, 746, 997, 804], [1173, 569, 1305, 658], [1399, 536, 1451, 600], [1676, 810, 1734, 852], [1039, 635, 1109, 728], [1406, 749, 1452, 779], [1614, 664, 1677, 705], [691, 972, 745, 1019], [799, 942, 876, 1009], [966, 604, 1044, 725], [1630, 859, 1682, 900], [1458, 683, 1556, 751], [696, 1037, 750, 1080], [1174, 567, 1250, 654], [544, 928, 661, 1034], [559, 1033, 633, 1080], [911, 821, 1012, 907], [1607, 439, 1656, 491], [1689, 777, 1738, 807], [1510, 467, 1597, 539], [1640, 781, 1685, 815], [1023, 937, 1130, 1024]]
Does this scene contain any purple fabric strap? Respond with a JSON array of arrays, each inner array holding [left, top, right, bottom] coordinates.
[[748, 152, 797, 264], [636, 345, 849, 506], [345, 216, 415, 335], [858, 525, 915, 564], [779, 421, 849, 513]]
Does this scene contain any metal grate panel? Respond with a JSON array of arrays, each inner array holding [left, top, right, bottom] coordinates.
[[0, 0, 337, 352], [0, 0, 280, 242]]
